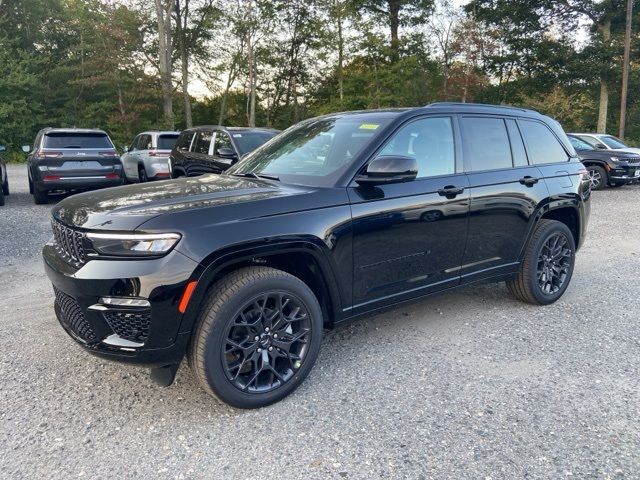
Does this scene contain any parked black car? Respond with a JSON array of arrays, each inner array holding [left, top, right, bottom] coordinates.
[[169, 126, 278, 178], [44, 103, 590, 408], [26, 128, 124, 204], [0, 145, 9, 206], [568, 134, 640, 190]]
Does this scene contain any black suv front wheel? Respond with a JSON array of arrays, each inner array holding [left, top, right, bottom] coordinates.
[[507, 219, 576, 305], [189, 267, 323, 408]]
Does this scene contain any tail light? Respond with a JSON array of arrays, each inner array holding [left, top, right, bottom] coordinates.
[[43, 175, 61, 181], [104, 172, 120, 180], [35, 150, 63, 159], [99, 150, 118, 157]]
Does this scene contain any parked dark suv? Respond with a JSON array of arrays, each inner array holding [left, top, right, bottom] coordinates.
[[0, 145, 9, 206], [567, 134, 640, 190], [27, 128, 124, 204], [43, 103, 590, 408], [169, 126, 278, 178]]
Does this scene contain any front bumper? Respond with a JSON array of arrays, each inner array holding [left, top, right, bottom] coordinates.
[[609, 163, 640, 183], [43, 243, 199, 367]]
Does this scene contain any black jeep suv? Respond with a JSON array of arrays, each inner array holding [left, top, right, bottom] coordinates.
[[26, 128, 124, 204], [567, 134, 640, 189], [43, 103, 590, 408], [169, 126, 278, 178]]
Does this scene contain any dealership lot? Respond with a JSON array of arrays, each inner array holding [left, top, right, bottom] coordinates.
[[1, 164, 639, 478]]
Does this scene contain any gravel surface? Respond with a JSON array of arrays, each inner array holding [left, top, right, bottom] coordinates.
[[1, 164, 639, 479]]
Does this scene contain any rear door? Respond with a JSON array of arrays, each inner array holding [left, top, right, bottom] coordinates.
[[349, 115, 470, 313], [39, 131, 121, 179], [170, 130, 195, 176], [460, 115, 549, 283], [187, 129, 216, 176]]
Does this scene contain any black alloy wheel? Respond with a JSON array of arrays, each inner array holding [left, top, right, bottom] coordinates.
[[536, 232, 572, 295], [223, 292, 311, 393]]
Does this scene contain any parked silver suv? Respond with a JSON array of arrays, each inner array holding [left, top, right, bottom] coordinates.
[[121, 131, 180, 182]]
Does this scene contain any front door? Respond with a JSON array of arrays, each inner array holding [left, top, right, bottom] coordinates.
[[349, 116, 470, 314]]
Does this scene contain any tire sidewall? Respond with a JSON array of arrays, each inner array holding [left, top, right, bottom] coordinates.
[[526, 222, 576, 305], [587, 165, 606, 190], [200, 274, 323, 408]]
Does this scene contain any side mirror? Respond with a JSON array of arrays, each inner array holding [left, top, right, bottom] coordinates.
[[22, 145, 31, 153], [122, 145, 129, 153], [355, 156, 418, 186], [595, 143, 607, 150], [217, 147, 237, 159], [0, 145, 6, 153]]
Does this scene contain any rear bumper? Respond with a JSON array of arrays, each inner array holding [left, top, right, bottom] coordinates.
[[43, 242, 199, 367], [36, 175, 124, 191]]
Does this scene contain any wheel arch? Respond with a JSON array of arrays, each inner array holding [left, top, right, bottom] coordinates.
[[179, 240, 344, 336]]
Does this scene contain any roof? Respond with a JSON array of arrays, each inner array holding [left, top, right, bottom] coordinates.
[[42, 127, 109, 134], [568, 133, 612, 138], [184, 125, 280, 133], [137, 131, 180, 135]]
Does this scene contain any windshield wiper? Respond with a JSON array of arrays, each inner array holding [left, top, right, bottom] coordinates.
[[232, 172, 280, 181]]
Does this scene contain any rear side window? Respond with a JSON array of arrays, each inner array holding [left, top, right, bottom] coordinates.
[[378, 116, 455, 178], [192, 131, 213, 155], [43, 132, 113, 149], [157, 134, 178, 150], [505, 119, 528, 167], [461, 117, 512, 171], [136, 134, 152, 150], [175, 131, 195, 152], [519, 120, 568, 165]]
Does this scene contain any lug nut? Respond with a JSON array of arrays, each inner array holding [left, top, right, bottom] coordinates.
[[254, 336, 259, 341], [257, 348, 262, 353], [273, 334, 278, 339], [268, 346, 273, 351], [265, 327, 270, 333]]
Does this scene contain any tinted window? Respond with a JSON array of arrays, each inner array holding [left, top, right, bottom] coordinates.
[[192, 131, 213, 155], [600, 135, 628, 149], [568, 136, 594, 151], [232, 131, 278, 155], [520, 120, 568, 165], [576, 135, 602, 148], [379, 117, 455, 178], [137, 134, 152, 151], [175, 131, 195, 152], [157, 134, 178, 150], [214, 131, 234, 154], [43, 132, 113, 149], [505, 119, 528, 167], [228, 115, 393, 187], [129, 135, 140, 151], [461, 117, 512, 171]]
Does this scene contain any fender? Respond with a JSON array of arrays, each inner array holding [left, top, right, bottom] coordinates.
[[176, 236, 346, 336]]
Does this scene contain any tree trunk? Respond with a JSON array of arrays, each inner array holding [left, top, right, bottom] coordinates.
[[619, 0, 633, 139], [336, 0, 344, 101], [389, 0, 400, 56], [154, 0, 174, 130], [247, 33, 256, 127], [596, 19, 611, 134], [176, 0, 192, 128]]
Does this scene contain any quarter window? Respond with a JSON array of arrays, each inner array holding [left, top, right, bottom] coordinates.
[[214, 132, 234, 155], [519, 120, 568, 165], [193, 131, 213, 155], [461, 117, 512, 171], [505, 119, 528, 167], [378, 117, 455, 178]]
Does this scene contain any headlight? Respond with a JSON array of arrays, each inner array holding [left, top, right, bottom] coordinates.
[[87, 232, 181, 257]]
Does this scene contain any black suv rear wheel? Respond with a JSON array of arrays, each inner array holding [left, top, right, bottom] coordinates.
[[507, 219, 575, 305], [189, 267, 323, 408]]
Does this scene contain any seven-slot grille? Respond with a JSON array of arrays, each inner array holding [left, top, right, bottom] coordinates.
[[51, 220, 86, 264]]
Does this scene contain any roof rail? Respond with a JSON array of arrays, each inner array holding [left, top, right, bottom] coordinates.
[[425, 102, 537, 113]]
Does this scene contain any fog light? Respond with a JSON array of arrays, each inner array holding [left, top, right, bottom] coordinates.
[[99, 297, 150, 307]]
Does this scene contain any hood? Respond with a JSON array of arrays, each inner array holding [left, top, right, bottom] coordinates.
[[612, 147, 640, 155], [578, 148, 640, 162], [52, 174, 307, 230]]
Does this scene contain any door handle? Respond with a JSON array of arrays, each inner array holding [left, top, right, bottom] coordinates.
[[519, 176, 539, 186], [437, 185, 465, 198]]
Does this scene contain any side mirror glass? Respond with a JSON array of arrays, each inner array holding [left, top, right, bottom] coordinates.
[[217, 147, 237, 158], [356, 156, 418, 186], [22, 145, 31, 153], [122, 145, 129, 153]]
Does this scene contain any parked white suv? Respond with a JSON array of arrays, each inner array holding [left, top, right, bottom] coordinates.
[[121, 131, 180, 182], [569, 133, 640, 155]]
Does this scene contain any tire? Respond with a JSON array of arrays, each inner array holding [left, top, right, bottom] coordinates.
[[0, 191, 4, 206], [586, 165, 606, 190], [28, 176, 34, 194], [2, 177, 9, 196], [33, 188, 48, 205], [506, 219, 576, 305], [138, 166, 148, 183], [189, 267, 323, 409]]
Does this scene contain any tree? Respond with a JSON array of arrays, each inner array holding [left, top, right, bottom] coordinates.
[[154, 0, 174, 129]]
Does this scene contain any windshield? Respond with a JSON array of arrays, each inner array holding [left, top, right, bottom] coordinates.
[[44, 132, 113, 149], [569, 136, 594, 151], [227, 116, 393, 187], [157, 134, 179, 150], [600, 135, 628, 149], [231, 131, 279, 155]]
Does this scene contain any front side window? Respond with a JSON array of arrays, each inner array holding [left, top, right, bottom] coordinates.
[[232, 131, 279, 155], [214, 132, 234, 154], [461, 117, 512, 171], [228, 115, 394, 187], [129, 135, 140, 152], [520, 120, 569, 165], [137, 134, 152, 151], [378, 117, 455, 178], [192, 131, 213, 155]]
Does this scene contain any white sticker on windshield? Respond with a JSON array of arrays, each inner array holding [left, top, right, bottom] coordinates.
[[233, 134, 242, 138]]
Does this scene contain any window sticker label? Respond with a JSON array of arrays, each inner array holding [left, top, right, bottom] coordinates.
[[233, 133, 243, 138], [359, 123, 380, 130]]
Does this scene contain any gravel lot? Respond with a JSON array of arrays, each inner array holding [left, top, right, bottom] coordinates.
[[1, 164, 639, 479]]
